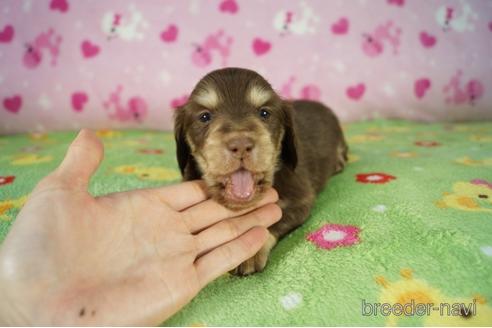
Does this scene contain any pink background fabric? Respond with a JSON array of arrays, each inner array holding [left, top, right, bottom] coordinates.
[[0, 0, 491, 134]]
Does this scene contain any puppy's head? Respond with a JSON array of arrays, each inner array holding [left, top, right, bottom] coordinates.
[[174, 67, 297, 210]]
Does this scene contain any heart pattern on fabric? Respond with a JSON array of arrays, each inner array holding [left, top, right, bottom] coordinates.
[[414, 78, 431, 99], [3, 95, 22, 113], [252, 38, 271, 56], [71, 92, 88, 112], [346, 83, 366, 100], [81, 40, 100, 58], [0, 25, 14, 43], [331, 17, 349, 35]]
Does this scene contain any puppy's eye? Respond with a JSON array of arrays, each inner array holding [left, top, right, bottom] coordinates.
[[199, 112, 212, 123], [259, 107, 270, 119]]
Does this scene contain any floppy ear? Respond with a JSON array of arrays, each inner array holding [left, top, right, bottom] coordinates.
[[280, 101, 298, 170], [174, 107, 201, 180]]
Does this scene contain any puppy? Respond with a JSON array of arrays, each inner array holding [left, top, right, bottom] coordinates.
[[174, 67, 348, 275]]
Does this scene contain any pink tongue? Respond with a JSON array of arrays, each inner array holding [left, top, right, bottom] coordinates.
[[230, 170, 254, 199]]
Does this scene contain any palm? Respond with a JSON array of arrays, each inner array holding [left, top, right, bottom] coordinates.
[[0, 130, 280, 326]]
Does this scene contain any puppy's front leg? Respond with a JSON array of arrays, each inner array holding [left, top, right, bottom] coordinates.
[[230, 232, 277, 276], [230, 196, 314, 276]]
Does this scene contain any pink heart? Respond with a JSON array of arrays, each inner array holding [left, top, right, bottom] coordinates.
[[50, 0, 69, 13], [71, 92, 88, 112], [219, 0, 239, 14], [0, 25, 14, 43], [419, 31, 436, 48], [414, 78, 431, 99], [160, 24, 178, 43], [3, 95, 22, 113], [252, 38, 271, 56], [81, 40, 100, 58], [387, 0, 404, 6], [489, 21, 492, 32], [331, 17, 349, 35], [346, 83, 365, 101]]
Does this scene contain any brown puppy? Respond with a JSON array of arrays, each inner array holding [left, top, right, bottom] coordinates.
[[174, 67, 348, 275]]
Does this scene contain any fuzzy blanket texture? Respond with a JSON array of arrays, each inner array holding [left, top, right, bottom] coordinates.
[[0, 119, 491, 326]]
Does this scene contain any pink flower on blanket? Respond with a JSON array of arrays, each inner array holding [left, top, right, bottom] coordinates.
[[307, 224, 360, 250]]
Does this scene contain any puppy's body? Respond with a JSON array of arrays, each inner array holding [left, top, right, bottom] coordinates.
[[174, 68, 347, 275], [270, 100, 347, 238]]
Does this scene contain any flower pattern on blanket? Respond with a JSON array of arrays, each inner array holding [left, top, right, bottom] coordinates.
[[0, 122, 491, 326], [114, 164, 180, 181], [10, 154, 53, 165], [454, 156, 492, 166], [0, 196, 27, 221], [306, 224, 360, 250], [375, 268, 492, 326], [356, 172, 396, 184], [0, 176, 15, 186], [435, 179, 492, 213]]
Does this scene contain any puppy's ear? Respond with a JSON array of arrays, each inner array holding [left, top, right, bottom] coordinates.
[[280, 101, 298, 170], [174, 107, 201, 180]]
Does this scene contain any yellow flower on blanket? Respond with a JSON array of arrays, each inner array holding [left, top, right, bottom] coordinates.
[[435, 180, 492, 213], [374, 269, 492, 326], [114, 165, 180, 181], [367, 126, 410, 133], [347, 153, 360, 163], [29, 132, 48, 141], [447, 124, 489, 133], [469, 134, 492, 142], [96, 129, 122, 138], [374, 268, 443, 326], [455, 156, 492, 166], [104, 139, 145, 149], [11, 154, 53, 165], [390, 151, 418, 158], [0, 196, 27, 221], [28, 132, 54, 144], [347, 134, 384, 143]]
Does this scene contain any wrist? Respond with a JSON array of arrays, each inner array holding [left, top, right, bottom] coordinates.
[[0, 252, 45, 325], [0, 278, 28, 325]]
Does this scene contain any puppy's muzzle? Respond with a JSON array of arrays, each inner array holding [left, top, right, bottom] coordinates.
[[221, 134, 260, 203]]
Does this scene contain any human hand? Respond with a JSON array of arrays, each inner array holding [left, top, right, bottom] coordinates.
[[0, 129, 281, 326]]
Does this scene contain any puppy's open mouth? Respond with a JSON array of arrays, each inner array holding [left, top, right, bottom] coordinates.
[[224, 169, 256, 202], [221, 169, 267, 204]]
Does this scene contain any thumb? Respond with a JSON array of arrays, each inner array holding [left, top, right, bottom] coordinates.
[[55, 129, 104, 190]]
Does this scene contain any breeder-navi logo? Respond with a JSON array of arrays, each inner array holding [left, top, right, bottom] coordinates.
[[369, 268, 492, 325], [361, 299, 476, 317]]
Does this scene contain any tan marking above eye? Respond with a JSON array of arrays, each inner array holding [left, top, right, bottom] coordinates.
[[194, 86, 219, 109], [248, 85, 272, 107]]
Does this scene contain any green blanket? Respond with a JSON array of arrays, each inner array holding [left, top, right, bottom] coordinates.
[[1, 120, 491, 326]]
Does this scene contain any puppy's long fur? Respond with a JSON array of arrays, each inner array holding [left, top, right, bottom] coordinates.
[[174, 68, 348, 275]]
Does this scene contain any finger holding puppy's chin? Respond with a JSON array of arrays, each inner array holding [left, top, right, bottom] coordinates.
[[182, 187, 279, 234], [211, 182, 279, 212]]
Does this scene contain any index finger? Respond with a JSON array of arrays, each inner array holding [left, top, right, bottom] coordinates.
[[194, 226, 269, 288], [182, 188, 279, 233], [149, 180, 209, 211]]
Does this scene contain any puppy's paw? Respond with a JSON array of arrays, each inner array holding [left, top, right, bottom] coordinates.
[[229, 233, 277, 276], [335, 142, 348, 173], [230, 251, 269, 276]]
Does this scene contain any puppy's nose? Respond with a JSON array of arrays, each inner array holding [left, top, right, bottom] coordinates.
[[226, 137, 254, 157]]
